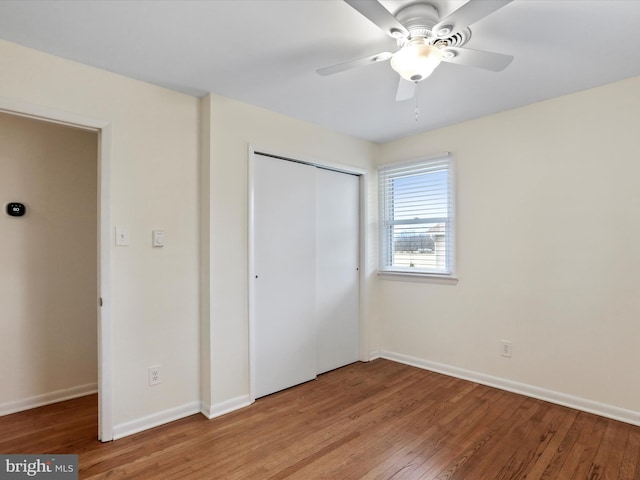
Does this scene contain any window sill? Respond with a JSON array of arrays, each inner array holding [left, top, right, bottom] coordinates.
[[377, 270, 459, 285]]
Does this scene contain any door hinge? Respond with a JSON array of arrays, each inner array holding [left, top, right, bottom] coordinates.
[[99, 297, 103, 307]]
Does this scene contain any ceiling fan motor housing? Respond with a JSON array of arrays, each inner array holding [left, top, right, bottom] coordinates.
[[394, 2, 471, 48]]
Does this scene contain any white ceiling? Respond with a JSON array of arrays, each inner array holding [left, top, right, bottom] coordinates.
[[1, 0, 639, 143]]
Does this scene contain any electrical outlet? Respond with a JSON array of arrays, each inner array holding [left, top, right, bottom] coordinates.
[[500, 340, 512, 358], [149, 365, 162, 386]]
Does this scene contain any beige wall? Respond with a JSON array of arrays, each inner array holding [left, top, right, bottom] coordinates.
[[376, 76, 640, 414], [0, 112, 97, 407], [0, 39, 200, 431], [201, 94, 378, 409]]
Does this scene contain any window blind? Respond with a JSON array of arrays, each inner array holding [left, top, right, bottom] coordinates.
[[379, 155, 454, 275]]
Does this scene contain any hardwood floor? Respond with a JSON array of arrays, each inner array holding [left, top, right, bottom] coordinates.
[[1, 359, 638, 479]]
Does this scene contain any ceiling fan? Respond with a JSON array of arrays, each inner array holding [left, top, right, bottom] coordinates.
[[317, 0, 514, 101]]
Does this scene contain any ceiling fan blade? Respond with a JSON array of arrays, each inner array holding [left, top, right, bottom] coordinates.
[[433, 0, 513, 39], [344, 0, 409, 38], [395, 78, 416, 102], [316, 51, 392, 76], [440, 46, 513, 72]]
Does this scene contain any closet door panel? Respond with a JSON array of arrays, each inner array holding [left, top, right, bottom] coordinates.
[[253, 155, 317, 398], [316, 169, 360, 374]]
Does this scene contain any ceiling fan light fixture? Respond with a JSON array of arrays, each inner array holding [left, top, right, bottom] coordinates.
[[390, 38, 443, 82]]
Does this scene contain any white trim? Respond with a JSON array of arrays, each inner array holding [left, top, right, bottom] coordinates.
[[0, 97, 113, 441], [201, 395, 253, 420], [377, 271, 459, 285], [112, 401, 201, 440], [368, 349, 382, 361], [0, 98, 106, 132], [97, 125, 113, 442], [0, 383, 98, 417], [248, 145, 257, 402], [380, 350, 640, 427], [358, 173, 369, 363]]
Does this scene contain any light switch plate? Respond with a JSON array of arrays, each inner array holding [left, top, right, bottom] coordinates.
[[115, 225, 130, 246], [152, 229, 165, 247]]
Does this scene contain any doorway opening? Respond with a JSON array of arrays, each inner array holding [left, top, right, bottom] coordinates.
[[0, 101, 112, 441]]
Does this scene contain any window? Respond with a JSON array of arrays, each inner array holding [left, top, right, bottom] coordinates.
[[379, 154, 454, 276]]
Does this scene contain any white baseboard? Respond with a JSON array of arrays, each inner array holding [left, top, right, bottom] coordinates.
[[0, 383, 98, 417], [112, 401, 201, 440], [368, 349, 382, 361], [201, 394, 252, 420], [380, 350, 640, 427], [112, 395, 253, 439]]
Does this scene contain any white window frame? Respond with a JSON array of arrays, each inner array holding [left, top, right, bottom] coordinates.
[[378, 153, 456, 280]]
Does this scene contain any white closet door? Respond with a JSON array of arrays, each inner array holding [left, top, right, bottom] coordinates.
[[316, 168, 360, 374], [253, 155, 317, 398]]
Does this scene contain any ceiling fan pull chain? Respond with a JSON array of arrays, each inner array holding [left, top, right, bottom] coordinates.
[[414, 85, 420, 122]]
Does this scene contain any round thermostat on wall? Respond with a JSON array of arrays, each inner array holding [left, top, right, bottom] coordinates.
[[6, 202, 26, 217]]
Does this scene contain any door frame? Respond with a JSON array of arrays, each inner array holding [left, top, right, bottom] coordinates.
[[248, 145, 369, 403], [0, 98, 113, 441]]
